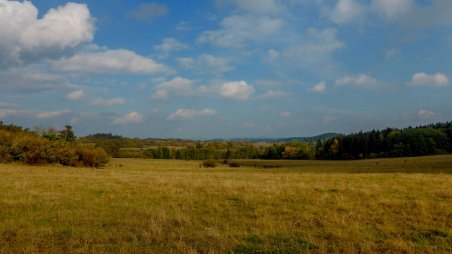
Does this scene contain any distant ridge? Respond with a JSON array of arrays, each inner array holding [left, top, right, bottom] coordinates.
[[206, 133, 342, 143]]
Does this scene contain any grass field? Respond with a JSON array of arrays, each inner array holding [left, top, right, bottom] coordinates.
[[1, 156, 451, 253]]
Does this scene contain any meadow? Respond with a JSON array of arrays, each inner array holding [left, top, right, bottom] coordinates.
[[0, 156, 451, 253]]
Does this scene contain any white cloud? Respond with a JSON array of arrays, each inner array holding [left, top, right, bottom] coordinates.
[[372, 0, 412, 20], [407, 72, 448, 87], [91, 97, 126, 107], [220, 81, 255, 100], [52, 49, 169, 75], [269, 28, 344, 72], [150, 77, 194, 100], [198, 15, 284, 48], [177, 57, 195, 68], [167, 108, 217, 121], [0, 0, 94, 67], [418, 109, 440, 119], [258, 90, 291, 99], [36, 109, 70, 119], [372, 0, 452, 28], [330, 0, 366, 24], [113, 112, 143, 125], [335, 74, 378, 88], [178, 54, 233, 76], [0, 67, 73, 93], [65, 89, 84, 101], [310, 81, 327, 93], [198, 54, 234, 75], [154, 38, 189, 58]]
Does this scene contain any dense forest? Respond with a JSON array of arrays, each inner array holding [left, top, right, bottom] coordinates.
[[80, 122, 452, 161], [0, 122, 109, 167], [316, 122, 452, 160]]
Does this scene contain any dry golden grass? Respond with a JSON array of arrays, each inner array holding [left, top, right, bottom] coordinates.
[[0, 156, 451, 253]]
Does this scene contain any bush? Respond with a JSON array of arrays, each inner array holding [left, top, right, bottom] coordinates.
[[47, 142, 78, 166], [76, 145, 110, 168], [11, 135, 50, 164], [203, 160, 217, 168], [0, 123, 110, 167], [228, 162, 241, 168], [0, 145, 11, 163]]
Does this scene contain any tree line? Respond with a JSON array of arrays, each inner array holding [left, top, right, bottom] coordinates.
[[81, 122, 452, 161], [0, 122, 109, 167], [316, 122, 452, 159], [2, 121, 451, 166]]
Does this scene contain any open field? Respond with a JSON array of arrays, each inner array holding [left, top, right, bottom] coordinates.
[[1, 156, 451, 253]]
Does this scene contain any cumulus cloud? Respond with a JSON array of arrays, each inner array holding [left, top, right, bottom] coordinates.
[[372, 0, 452, 28], [178, 54, 234, 76], [154, 38, 189, 58], [330, 0, 366, 24], [91, 97, 125, 107], [268, 28, 344, 73], [0, 67, 73, 93], [198, 15, 284, 48], [151, 77, 194, 100], [418, 109, 440, 119], [36, 109, 70, 119], [113, 112, 143, 125], [65, 89, 84, 101], [129, 3, 168, 22], [0, 0, 94, 67], [407, 72, 448, 87], [335, 74, 378, 88], [372, 0, 412, 20], [52, 49, 169, 75], [219, 81, 255, 100], [167, 108, 217, 121], [310, 81, 327, 93]]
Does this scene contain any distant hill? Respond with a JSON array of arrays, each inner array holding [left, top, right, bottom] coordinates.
[[208, 133, 342, 143]]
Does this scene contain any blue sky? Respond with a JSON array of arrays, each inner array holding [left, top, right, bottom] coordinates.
[[0, 0, 451, 139]]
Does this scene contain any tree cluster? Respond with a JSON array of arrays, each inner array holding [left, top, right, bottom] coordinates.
[[316, 122, 452, 160], [0, 122, 109, 167]]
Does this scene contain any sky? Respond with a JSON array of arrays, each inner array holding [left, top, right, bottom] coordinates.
[[0, 0, 451, 139]]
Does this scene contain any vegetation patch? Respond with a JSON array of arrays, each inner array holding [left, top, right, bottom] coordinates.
[[233, 234, 312, 253], [0, 122, 109, 167], [228, 162, 241, 168], [410, 230, 451, 243], [202, 160, 217, 168]]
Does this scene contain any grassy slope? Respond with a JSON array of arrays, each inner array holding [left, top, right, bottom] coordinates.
[[0, 156, 451, 253]]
